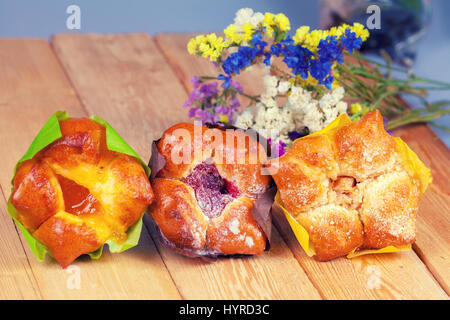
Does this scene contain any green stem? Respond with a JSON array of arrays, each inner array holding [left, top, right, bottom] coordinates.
[[387, 110, 450, 130], [228, 87, 263, 105]]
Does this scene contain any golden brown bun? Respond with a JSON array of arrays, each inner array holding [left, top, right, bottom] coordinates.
[[268, 110, 421, 261], [11, 118, 153, 268], [335, 109, 396, 180], [207, 196, 266, 255], [151, 178, 208, 251], [156, 122, 269, 196], [150, 122, 269, 256]]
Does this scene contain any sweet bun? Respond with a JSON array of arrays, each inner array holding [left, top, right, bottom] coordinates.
[[268, 110, 426, 261], [149, 122, 271, 257], [11, 118, 154, 267]]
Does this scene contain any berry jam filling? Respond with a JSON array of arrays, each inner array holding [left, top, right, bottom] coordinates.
[[185, 162, 240, 218]]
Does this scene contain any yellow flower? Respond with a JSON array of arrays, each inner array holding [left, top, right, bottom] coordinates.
[[195, 34, 206, 44], [331, 63, 340, 89], [263, 12, 276, 26], [186, 33, 229, 61], [219, 114, 229, 123], [304, 29, 326, 51], [300, 73, 319, 87], [242, 22, 255, 42], [350, 103, 362, 114], [263, 12, 290, 37], [328, 25, 346, 38], [274, 13, 290, 32], [224, 24, 242, 44], [187, 38, 198, 55], [350, 22, 370, 41], [293, 26, 310, 44], [263, 12, 275, 37], [350, 103, 369, 116]]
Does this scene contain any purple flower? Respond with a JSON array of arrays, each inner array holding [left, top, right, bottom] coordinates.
[[383, 118, 393, 135], [199, 82, 219, 97], [202, 110, 220, 124], [276, 140, 287, 156], [268, 138, 287, 157], [214, 105, 230, 115], [288, 131, 302, 140], [190, 76, 201, 89], [188, 107, 202, 118], [184, 78, 242, 125], [229, 80, 243, 92]]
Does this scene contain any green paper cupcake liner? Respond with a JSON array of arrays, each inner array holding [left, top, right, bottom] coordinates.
[[7, 111, 150, 262]]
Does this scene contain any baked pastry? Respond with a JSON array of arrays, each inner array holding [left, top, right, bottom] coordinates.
[[149, 122, 272, 257], [268, 110, 431, 261], [10, 117, 154, 267]]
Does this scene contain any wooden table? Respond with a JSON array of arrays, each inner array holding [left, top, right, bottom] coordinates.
[[0, 33, 448, 300]]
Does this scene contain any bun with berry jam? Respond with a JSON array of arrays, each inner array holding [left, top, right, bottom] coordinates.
[[149, 122, 272, 258]]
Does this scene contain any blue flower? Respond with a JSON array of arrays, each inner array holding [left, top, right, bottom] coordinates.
[[218, 74, 231, 88], [270, 43, 283, 57], [317, 36, 343, 64], [309, 59, 332, 87], [271, 43, 313, 79], [288, 131, 302, 140], [263, 52, 272, 66], [341, 29, 363, 53], [320, 75, 334, 90], [250, 33, 268, 55], [222, 46, 257, 76]]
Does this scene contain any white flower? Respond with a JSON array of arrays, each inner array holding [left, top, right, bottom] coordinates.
[[262, 75, 278, 91], [279, 134, 291, 145], [261, 87, 278, 99], [234, 8, 264, 29], [234, 109, 254, 130], [234, 8, 254, 27], [333, 87, 345, 100], [250, 12, 264, 26], [233, 78, 349, 147], [254, 104, 266, 128], [336, 101, 347, 114], [288, 87, 312, 109], [278, 81, 290, 94], [261, 96, 277, 108]]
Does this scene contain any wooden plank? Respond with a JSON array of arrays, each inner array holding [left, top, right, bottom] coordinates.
[[154, 33, 449, 299], [0, 38, 180, 299], [0, 190, 41, 299], [51, 33, 322, 299], [394, 123, 450, 294], [273, 206, 446, 299]]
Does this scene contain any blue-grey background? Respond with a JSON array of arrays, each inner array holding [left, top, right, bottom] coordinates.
[[1, 0, 448, 146]]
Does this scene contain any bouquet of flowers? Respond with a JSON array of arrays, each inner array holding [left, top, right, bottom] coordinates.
[[184, 8, 449, 155]]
